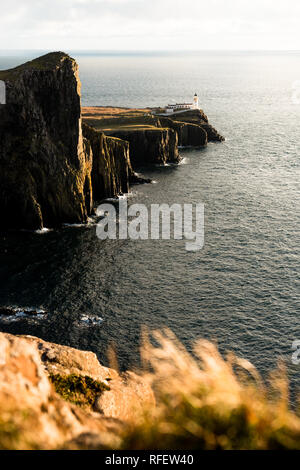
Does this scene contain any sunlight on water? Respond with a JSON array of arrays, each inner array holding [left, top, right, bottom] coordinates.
[[0, 51, 299, 397]]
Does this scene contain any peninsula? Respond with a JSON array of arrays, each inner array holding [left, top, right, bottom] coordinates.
[[0, 52, 224, 231]]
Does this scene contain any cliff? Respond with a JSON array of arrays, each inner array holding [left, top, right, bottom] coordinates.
[[107, 127, 180, 169], [0, 52, 224, 230], [82, 123, 146, 202], [0, 52, 93, 230], [82, 106, 224, 169], [158, 116, 208, 147], [83, 109, 180, 168], [166, 109, 225, 142]]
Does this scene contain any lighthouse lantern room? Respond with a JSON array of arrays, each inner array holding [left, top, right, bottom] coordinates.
[[193, 93, 199, 109]]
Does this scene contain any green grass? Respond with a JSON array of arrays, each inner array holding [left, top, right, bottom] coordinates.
[[0, 52, 72, 81], [85, 121, 159, 132], [49, 373, 110, 408]]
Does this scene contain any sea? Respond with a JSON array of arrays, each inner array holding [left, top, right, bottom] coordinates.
[[0, 51, 299, 399]]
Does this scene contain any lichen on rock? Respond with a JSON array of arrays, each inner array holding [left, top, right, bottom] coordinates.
[[0, 332, 154, 449], [49, 373, 110, 408]]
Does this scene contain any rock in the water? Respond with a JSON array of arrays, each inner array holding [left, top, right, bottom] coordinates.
[[0, 306, 46, 317]]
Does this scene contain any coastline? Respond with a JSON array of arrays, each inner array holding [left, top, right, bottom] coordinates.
[[1, 50, 299, 451], [0, 52, 223, 232]]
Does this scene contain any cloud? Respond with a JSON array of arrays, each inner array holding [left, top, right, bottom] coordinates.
[[0, 0, 300, 50]]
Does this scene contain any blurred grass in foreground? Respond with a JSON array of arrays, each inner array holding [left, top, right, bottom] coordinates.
[[120, 330, 300, 450]]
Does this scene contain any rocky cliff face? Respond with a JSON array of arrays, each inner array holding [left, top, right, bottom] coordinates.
[[167, 109, 225, 143], [107, 127, 180, 169], [83, 123, 134, 201], [0, 52, 224, 230], [158, 116, 208, 147], [0, 52, 93, 230]]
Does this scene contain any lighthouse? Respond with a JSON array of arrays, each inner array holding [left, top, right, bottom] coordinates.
[[164, 93, 200, 114], [193, 93, 199, 109]]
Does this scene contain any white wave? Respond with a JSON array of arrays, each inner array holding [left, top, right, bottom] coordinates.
[[102, 191, 134, 204], [155, 162, 171, 167], [78, 314, 104, 326], [63, 219, 97, 228], [178, 157, 189, 165], [34, 227, 52, 234], [0, 306, 47, 323]]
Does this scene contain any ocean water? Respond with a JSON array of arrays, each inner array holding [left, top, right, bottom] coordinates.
[[0, 51, 299, 397]]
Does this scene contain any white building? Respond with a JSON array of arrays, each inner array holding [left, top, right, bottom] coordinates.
[[165, 93, 199, 113]]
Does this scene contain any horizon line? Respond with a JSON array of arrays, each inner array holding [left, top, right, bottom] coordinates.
[[0, 49, 300, 54]]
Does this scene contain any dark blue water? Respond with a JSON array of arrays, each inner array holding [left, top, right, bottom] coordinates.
[[0, 52, 299, 398]]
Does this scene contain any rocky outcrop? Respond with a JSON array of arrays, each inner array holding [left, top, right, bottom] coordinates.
[[0, 332, 154, 449], [83, 123, 151, 200], [107, 128, 180, 169], [82, 111, 181, 168], [0, 53, 154, 230], [0, 52, 224, 230], [0, 52, 93, 230], [167, 109, 224, 142], [158, 116, 208, 147], [83, 123, 136, 202]]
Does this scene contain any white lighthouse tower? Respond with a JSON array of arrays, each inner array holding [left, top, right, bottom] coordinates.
[[193, 93, 199, 109]]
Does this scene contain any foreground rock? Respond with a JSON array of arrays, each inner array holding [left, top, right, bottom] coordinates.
[[0, 52, 93, 230], [0, 332, 154, 449]]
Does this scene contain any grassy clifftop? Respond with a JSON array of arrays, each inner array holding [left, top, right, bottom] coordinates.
[[82, 106, 224, 144], [82, 106, 158, 132], [0, 52, 73, 82]]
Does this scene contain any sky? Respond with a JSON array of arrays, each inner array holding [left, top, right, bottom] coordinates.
[[0, 0, 300, 51]]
